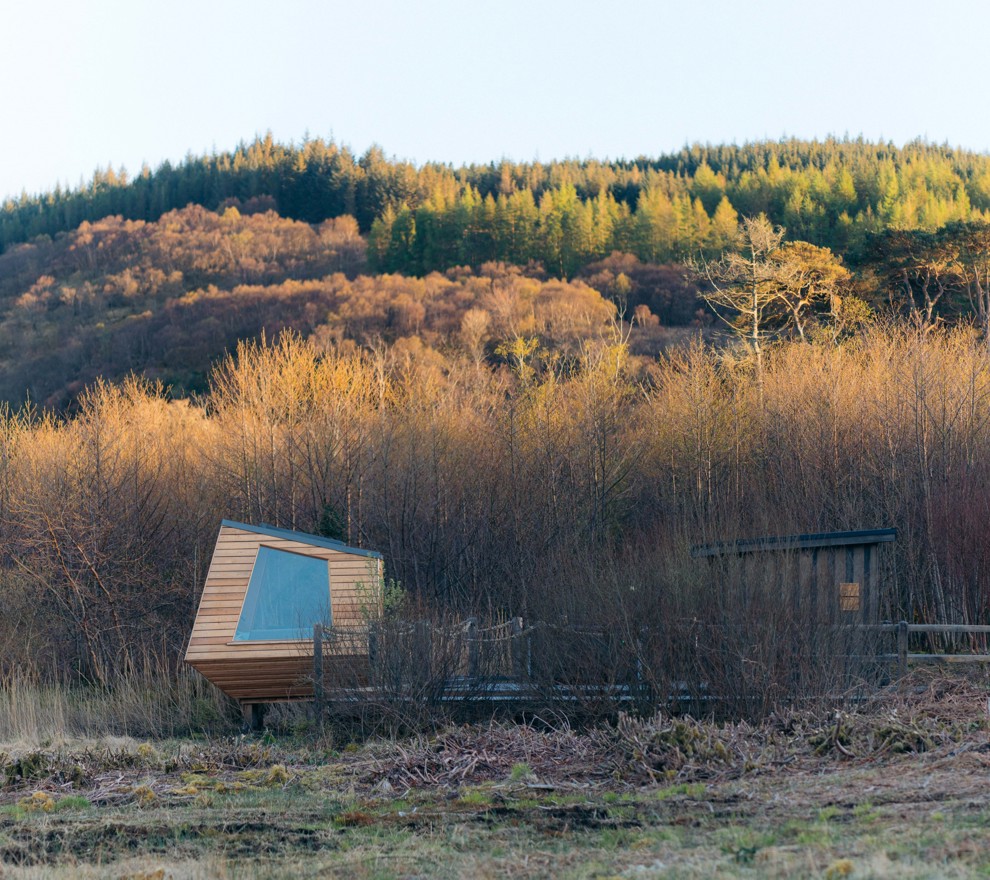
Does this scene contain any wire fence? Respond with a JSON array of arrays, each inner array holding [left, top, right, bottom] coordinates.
[[308, 618, 990, 727]]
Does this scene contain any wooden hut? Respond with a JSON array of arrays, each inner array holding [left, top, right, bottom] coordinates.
[[691, 528, 897, 624], [184, 520, 382, 716]]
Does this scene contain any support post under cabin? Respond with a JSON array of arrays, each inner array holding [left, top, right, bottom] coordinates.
[[242, 702, 265, 731], [313, 623, 324, 726]]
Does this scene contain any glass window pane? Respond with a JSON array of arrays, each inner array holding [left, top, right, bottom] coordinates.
[[233, 546, 331, 641]]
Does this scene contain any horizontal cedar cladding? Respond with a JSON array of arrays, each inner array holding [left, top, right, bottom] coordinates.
[[185, 657, 314, 700], [187, 656, 371, 701], [184, 523, 380, 698]]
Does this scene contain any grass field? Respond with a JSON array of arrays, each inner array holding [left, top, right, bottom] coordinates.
[[2, 672, 990, 878]]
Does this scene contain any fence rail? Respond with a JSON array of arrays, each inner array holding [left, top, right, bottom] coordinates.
[[310, 618, 990, 718], [864, 621, 990, 678]]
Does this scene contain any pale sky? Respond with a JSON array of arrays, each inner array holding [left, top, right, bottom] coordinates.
[[1, 0, 988, 202]]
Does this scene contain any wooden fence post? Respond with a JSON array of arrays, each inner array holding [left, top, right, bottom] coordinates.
[[368, 621, 379, 674], [897, 620, 909, 679], [510, 617, 526, 680], [416, 619, 431, 681], [635, 631, 644, 688], [465, 617, 478, 678], [313, 623, 324, 726]]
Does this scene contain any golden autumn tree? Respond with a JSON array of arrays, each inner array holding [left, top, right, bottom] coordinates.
[[768, 241, 851, 342]]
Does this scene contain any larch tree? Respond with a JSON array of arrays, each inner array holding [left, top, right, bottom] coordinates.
[[709, 196, 740, 254], [701, 214, 786, 386]]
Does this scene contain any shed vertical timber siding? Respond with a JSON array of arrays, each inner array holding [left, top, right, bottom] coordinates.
[[690, 528, 895, 628], [184, 524, 380, 701]]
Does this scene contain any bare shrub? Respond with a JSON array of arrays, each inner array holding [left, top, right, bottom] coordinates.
[[317, 608, 531, 733], [8, 325, 990, 726]]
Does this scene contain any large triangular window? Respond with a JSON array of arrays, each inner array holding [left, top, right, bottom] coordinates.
[[233, 546, 331, 641]]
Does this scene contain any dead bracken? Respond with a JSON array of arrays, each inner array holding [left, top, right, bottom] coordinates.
[[0, 670, 989, 876]]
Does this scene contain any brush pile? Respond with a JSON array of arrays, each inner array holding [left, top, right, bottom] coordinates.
[[365, 722, 608, 790], [0, 670, 987, 804]]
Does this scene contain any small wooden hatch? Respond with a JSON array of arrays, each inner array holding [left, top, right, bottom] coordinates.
[[184, 520, 382, 704]]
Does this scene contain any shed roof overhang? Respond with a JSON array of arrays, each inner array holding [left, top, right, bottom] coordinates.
[[220, 519, 383, 559], [691, 528, 897, 558]]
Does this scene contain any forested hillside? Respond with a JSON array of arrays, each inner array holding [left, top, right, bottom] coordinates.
[[4, 136, 990, 274], [5, 163, 990, 407], [0, 141, 990, 407], [5, 135, 990, 410], [0, 201, 707, 407]]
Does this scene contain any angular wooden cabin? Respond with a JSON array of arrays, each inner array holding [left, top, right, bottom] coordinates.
[[691, 528, 897, 624], [184, 520, 382, 709]]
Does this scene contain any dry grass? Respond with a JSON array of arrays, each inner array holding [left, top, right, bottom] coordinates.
[[0, 667, 236, 747], [1, 670, 990, 877]]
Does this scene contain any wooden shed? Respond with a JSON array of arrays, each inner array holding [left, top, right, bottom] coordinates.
[[184, 520, 382, 712], [691, 528, 897, 624]]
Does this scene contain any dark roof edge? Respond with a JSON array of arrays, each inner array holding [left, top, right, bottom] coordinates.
[[220, 519, 383, 559], [691, 528, 897, 558]]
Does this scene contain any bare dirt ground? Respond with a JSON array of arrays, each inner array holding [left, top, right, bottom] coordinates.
[[2, 670, 990, 878]]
